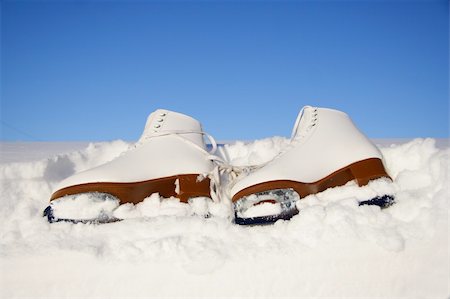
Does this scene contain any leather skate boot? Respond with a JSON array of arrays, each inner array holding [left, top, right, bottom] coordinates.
[[44, 109, 217, 223], [230, 106, 394, 225]]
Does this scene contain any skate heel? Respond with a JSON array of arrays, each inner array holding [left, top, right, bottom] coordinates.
[[177, 175, 211, 202], [348, 158, 390, 187]]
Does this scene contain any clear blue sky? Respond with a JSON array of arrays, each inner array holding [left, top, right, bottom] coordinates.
[[1, 0, 448, 141]]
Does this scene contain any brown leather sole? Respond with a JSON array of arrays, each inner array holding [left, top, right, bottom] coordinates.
[[232, 158, 391, 202], [50, 174, 211, 204]]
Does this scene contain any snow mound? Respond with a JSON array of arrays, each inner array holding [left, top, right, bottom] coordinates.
[[0, 138, 448, 298]]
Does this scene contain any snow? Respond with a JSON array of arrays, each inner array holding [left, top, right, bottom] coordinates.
[[0, 138, 449, 298], [241, 200, 283, 218], [50, 193, 120, 221], [112, 195, 218, 219]]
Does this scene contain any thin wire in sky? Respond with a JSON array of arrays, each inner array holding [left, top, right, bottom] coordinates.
[[0, 120, 41, 141]]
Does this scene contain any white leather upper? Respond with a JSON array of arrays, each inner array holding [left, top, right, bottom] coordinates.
[[54, 109, 214, 191], [230, 106, 383, 197]]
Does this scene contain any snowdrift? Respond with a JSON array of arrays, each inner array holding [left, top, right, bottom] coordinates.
[[0, 138, 448, 298]]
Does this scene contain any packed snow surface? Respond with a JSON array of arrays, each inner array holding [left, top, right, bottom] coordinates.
[[0, 138, 448, 298]]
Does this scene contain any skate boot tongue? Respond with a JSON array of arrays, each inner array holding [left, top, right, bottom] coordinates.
[[290, 106, 317, 139], [139, 109, 205, 147]]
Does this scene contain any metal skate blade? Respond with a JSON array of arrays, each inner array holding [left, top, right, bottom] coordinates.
[[44, 192, 120, 224], [358, 194, 395, 208], [234, 188, 300, 225]]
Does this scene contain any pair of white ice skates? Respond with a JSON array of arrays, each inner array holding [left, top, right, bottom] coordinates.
[[44, 106, 393, 225]]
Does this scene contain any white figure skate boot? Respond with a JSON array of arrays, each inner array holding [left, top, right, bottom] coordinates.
[[230, 106, 393, 225], [44, 109, 217, 223]]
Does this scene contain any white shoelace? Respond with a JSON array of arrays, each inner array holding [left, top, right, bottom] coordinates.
[[136, 129, 244, 203]]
